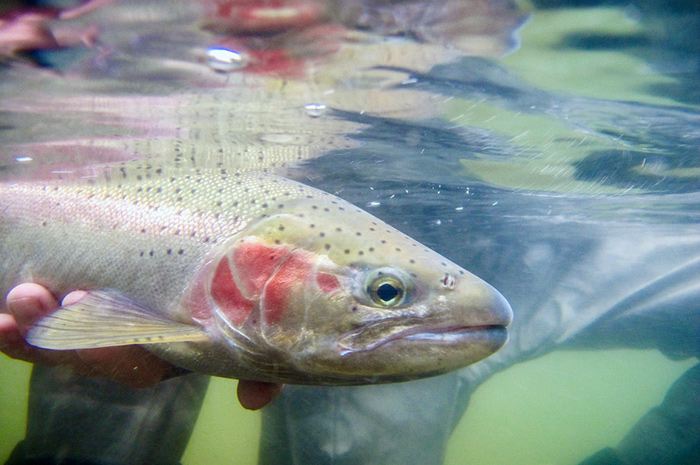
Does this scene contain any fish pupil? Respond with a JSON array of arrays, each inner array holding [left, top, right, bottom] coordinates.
[[377, 283, 399, 302]]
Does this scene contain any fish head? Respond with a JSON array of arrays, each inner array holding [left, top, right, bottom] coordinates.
[[202, 195, 512, 384]]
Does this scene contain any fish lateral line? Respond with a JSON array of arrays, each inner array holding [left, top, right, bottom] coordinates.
[[25, 288, 209, 350]]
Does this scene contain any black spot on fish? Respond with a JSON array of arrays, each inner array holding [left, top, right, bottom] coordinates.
[[319, 232, 325, 237], [279, 225, 285, 231], [178, 249, 185, 255], [325, 244, 331, 250], [309, 224, 315, 228], [344, 249, 350, 254]]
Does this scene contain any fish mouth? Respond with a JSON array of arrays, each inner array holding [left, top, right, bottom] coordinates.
[[338, 323, 508, 354], [378, 324, 508, 349], [400, 324, 507, 342]]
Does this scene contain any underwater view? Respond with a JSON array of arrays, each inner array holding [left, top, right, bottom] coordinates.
[[1, 0, 699, 464]]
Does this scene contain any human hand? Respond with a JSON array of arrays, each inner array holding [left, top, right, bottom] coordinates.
[[0, 283, 283, 409]]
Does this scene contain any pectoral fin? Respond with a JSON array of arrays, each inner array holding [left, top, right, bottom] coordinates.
[[26, 289, 209, 350]]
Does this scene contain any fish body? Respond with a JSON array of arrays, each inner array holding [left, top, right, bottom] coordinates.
[[0, 168, 512, 384]]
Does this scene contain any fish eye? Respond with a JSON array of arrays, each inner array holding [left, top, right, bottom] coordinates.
[[364, 268, 413, 307]]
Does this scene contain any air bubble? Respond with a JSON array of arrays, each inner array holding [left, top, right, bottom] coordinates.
[[206, 47, 247, 72], [304, 103, 326, 118]]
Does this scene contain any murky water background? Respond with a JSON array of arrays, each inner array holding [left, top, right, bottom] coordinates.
[[1, 1, 698, 464]]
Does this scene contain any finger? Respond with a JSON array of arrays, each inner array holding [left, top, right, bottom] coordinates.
[[0, 312, 29, 358], [6, 283, 59, 334], [237, 380, 285, 410], [62, 290, 87, 306]]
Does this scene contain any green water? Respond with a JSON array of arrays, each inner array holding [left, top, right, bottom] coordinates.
[[3, 350, 693, 464]]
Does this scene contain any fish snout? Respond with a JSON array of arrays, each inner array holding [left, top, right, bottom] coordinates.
[[488, 286, 513, 328], [448, 278, 513, 329]]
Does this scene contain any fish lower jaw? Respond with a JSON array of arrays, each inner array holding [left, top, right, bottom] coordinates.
[[401, 324, 507, 342], [339, 324, 508, 355]]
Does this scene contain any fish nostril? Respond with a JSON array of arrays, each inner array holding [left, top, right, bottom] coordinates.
[[441, 273, 456, 290]]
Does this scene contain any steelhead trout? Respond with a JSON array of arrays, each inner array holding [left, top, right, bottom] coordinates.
[[0, 168, 512, 385]]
